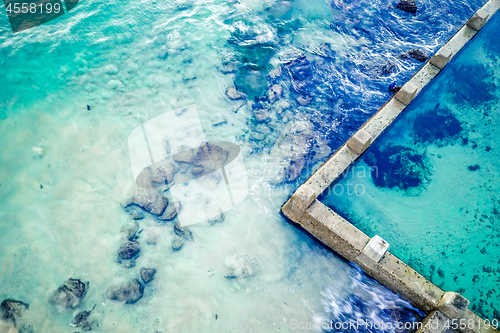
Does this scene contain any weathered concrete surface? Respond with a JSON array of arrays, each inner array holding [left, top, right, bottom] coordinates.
[[360, 235, 389, 263], [347, 129, 372, 155], [459, 309, 500, 333], [430, 48, 453, 70], [395, 82, 418, 105], [438, 292, 470, 320], [415, 311, 449, 333], [468, 8, 490, 30]]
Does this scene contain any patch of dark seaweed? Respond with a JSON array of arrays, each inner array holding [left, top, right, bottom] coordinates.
[[448, 64, 496, 106], [412, 104, 463, 146], [364, 145, 432, 192]]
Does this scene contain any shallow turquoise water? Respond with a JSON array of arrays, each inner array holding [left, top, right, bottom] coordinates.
[[322, 12, 500, 321], [0, 0, 489, 331]]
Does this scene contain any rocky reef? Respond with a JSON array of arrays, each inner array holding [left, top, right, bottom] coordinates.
[[364, 145, 432, 191], [105, 279, 144, 304]]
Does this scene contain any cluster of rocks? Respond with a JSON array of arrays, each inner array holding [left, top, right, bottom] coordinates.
[[219, 12, 342, 185], [122, 140, 236, 253], [144, 141, 229, 184], [123, 187, 168, 217], [223, 54, 332, 183], [118, 219, 142, 267], [123, 187, 182, 251], [412, 104, 463, 146], [221, 15, 313, 123], [2, 281, 102, 332], [104, 268, 155, 306], [47, 278, 96, 332]]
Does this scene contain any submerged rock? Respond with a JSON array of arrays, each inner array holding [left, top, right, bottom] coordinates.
[[205, 204, 225, 225], [144, 226, 163, 245], [172, 237, 184, 251], [449, 64, 495, 105], [285, 55, 314, 96], [235, 32, 277, 71], [174, 222, 194, 241], [251, 132, 266, 141], [226, 87, 244, 100], [73, 307, 95, 332], [396, 0, 417, 13], [468, 164, 480, 172], [364, 145, 432, 191], [316, 43, 336, 59], [408, 49, 427, 62], [191, 165, 205, 176], [140, 268, 157, 284], [268, 66, 282, 80], [118, 241, 141, 260], [105, 279, 144, 304], [152, 163, 176, 185], [192, 142, 228, 172], [158, 202, 181, 221], [127, 207, 144, 220], [220, 61, 238, 74], [123, 187, 168, 216], [387, 307, 423, 332], [120, 220, 139, 241], [229, 20, 277, 48], [0, 320, 18, 332], [173, 145, 195, 165], [158, 46, 168, 60], [50, 279, 89, 312], [177, 163, 190, 173], [1, 299, 29, 327], [225, 255, 260, 279]]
